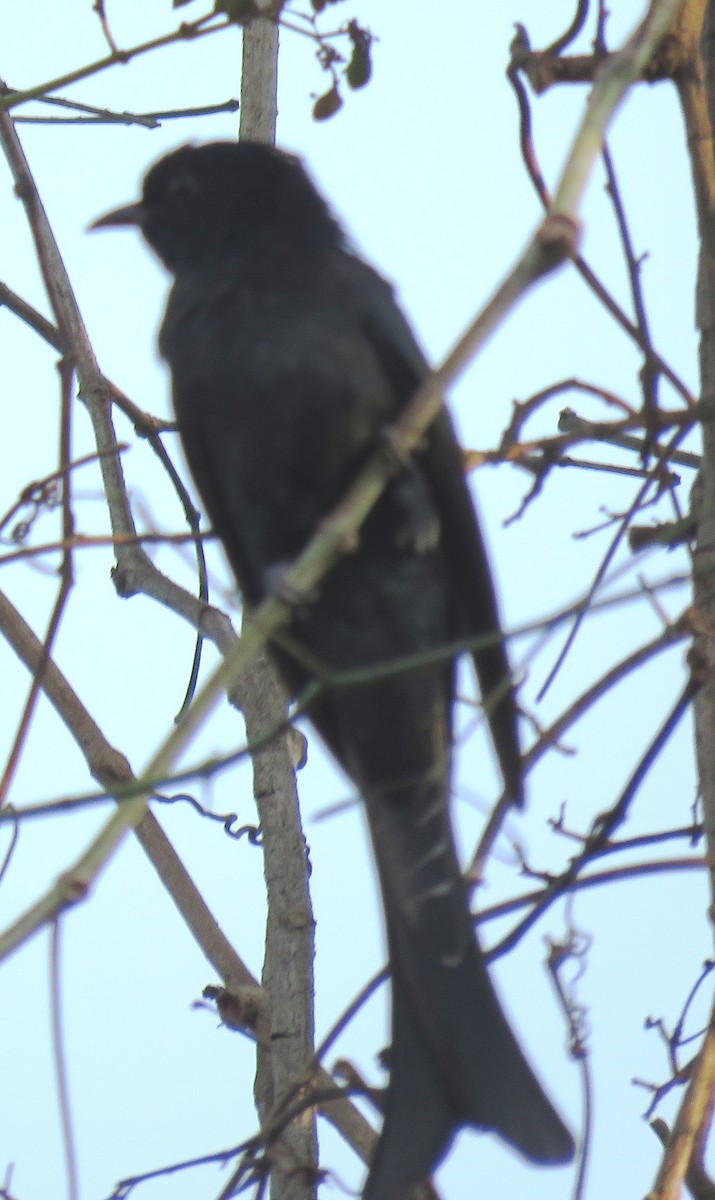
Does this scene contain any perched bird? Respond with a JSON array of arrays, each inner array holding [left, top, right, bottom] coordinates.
[[92, 142, 574, 1199]]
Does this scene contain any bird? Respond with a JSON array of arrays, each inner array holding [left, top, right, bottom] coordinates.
[[92, 141, 574, 1200]]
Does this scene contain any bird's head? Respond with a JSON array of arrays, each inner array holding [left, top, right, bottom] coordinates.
[[90, 141, 344, 272]]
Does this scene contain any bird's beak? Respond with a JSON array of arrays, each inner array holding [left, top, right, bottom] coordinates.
[[88, 201, 145, 232]]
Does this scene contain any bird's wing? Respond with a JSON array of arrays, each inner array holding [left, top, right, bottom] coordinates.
[[347, 254, 523, 803]]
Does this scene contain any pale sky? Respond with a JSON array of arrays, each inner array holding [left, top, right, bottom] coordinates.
[[0, 4, 704, 1200]]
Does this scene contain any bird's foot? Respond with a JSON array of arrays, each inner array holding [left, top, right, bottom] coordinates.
[[264, 561, 320, 609]]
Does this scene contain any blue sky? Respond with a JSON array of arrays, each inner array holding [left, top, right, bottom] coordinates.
[[0, 4, 704, 1200]]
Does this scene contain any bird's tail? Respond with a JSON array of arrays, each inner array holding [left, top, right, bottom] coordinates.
[[361, 771, 574, 1200]]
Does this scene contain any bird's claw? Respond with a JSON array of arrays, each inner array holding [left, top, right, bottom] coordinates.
[[264, 561, 320, 609], [377, 424, 414, 472]]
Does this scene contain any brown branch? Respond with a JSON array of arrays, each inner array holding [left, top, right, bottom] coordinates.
[[537, 421, 693, 700], [12, 96, 240, 127], [601, 141, 661, 442], [651, 1118, 715, 1200], [543, 0, 592, 57], [0, 89, 246, 665], [0, 586, 377, 1169], [511, 3, 694, 96], [647, 1000, 715, 1199], [488, 676, 699, 956], [470, 617, 688, 881], [0, 15, 231, 112], [0, 358, 77, 807], [508, 29, 695, 408], [237, 14, 320, 1199]]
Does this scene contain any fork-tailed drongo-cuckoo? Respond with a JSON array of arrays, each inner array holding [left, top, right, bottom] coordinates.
[[92, 141, 573, 1200]]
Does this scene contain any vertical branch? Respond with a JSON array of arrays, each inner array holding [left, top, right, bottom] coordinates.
[[50, 920, 78, 1200], [244, 652, 318, 1200], [647, 999, 715, 1200], [0, 101, 140, 560], [238, 13, 319, 1200], [2, 41, 314, 1196], [0, 358, 76, 805], [240, 8, 279, 143], [690, 0, 715, 931], [653, 1, 715, 1195]]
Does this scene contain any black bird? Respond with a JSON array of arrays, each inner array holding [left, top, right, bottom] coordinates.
[[93, 142, 574, 1199]]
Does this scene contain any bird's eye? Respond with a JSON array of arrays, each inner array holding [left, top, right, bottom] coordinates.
[[164, 173, 199, 204]]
